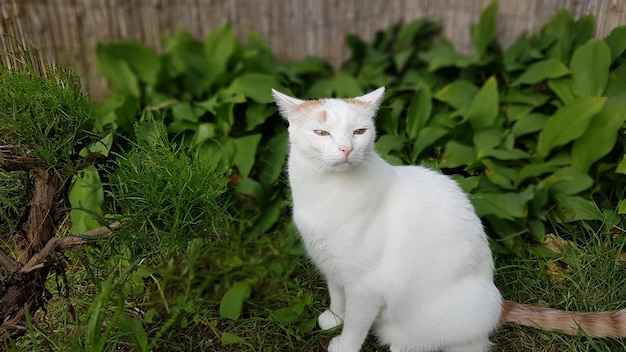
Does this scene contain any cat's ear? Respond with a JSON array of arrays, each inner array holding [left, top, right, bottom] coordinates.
[[356, 87, 385, 108], [272, 89, 304, 121]]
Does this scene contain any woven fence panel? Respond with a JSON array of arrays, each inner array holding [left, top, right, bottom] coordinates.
[[1, 0, 624, 99]]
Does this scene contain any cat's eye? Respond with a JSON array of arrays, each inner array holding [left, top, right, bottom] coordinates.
[[353, 128, 367, 135], [314, 130, 330, 136]]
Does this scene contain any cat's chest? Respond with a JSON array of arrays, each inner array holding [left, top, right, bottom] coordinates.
[[291, 181, 386, 275]]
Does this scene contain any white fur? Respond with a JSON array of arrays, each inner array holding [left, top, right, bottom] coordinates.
[[272, 88, 503, 352]]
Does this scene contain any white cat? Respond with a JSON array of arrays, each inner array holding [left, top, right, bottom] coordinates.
[[272, 87, 626, 352]]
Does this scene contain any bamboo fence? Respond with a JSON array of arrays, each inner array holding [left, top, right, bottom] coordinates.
[[1, 0, 625, 100]]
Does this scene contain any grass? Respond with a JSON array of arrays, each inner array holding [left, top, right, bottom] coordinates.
[[492, 224, 626, 352], [4, 217, 626, 352], [0, 65, 97, 171]]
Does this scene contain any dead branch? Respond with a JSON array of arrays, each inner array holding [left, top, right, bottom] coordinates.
[[0, 252, 17, 273], [20, 221, 121, 273], [0, 147, 45, 171]]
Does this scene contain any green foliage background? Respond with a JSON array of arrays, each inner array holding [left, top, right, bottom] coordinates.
[[94, 3, 626, 252]]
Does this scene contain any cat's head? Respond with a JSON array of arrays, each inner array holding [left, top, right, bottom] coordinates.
[[272, 87, 385, 173]]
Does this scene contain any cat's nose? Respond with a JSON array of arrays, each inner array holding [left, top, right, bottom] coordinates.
[[339, 147, 352, 157]]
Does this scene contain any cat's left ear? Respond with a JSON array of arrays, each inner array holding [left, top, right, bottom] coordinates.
[[356, 87, 385, 108], [272, 89, 304, 121]]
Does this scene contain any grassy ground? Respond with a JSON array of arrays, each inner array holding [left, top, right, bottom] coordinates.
[[4, 221, 626, 352]]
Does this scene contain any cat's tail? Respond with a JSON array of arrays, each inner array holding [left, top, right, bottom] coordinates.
[[500, 299, 626, 337]]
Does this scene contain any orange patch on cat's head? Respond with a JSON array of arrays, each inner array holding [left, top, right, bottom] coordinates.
[[284, 99, 325, 125], [342, 98, 369, 106], [295, 99, 324, 113], [318, 110, 327, 123]]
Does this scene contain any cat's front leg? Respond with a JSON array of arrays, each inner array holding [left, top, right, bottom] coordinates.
[[318, 278, 345, 330], [327, 286, 381, 352]]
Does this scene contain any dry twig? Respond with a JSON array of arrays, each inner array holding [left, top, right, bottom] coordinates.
[[20, 221, 121, 273]]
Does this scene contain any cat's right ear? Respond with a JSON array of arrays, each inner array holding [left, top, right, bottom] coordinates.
[[272, 89, 304, 121]]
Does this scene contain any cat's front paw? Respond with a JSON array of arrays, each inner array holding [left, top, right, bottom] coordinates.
[[318, 310, 343, 330], [327, 336, 359, 352]]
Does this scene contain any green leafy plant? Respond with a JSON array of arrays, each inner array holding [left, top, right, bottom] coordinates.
[[96, 26, 334, 239], [94, 3, 626, 254], [108, 120, 230, 256], [324, 3, 626, 252]]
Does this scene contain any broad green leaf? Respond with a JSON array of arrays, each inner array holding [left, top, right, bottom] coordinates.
[[163, 30, 210, 94], [605, 62, 626, 97], [503, 89, 551, 107], [570, 40, 611, 98], [394, 18, 430, 50], [450, 175, 480, 194], [467, 76, 499, 131], [393, 49, 413, 72], [333, 71, 364, 97], [537, 96, 606, 158], [221, 333, 249, 346], [116, 317, 148, 352], [572, 104, 625, 172], [502, 33, 529, 72], [204, 24, 239, 85], [377, 99, 404, 135], [234, 178, 265, 203], [554, 194, 602, 222], [473, 129, 502, 152], [376, 135, 408, 156], [546, 167, 594, 195], [542, 9, 574, 63], [479, 149, 530, 161], [512, 113, 548, 137], [606, 92, 626, 108], [604, 26, 626, 62], [619, 199, 626, 215], [246, 102, 276, 131], [271, 299, 309, 324], [482, 159, 517, 189], [572, 14, 596, 49], [271, 307, 303, 324], [471, 187, 535, 220], [528, 220, 547, 243], [225, 73, 284, 103], [517, 162, 559, 186], [405, 85, 432, 138], [435, 80, 479, 109], [172, 102, 199, 123], [69, 166, 104, 234], [411, 126, 449, 162], [419, 40, 480, 71], [96, 94, 139, 133], [506, 104, 534, 122], [215, 102, 235, 136], [616, 155, 626, 175], [219, 281, 252, 320], [441, 141, 475, 168], [470, 2, 498, 56], [96, 42, 161, 96], [548, 77, 576, 104], [191, 123, 217, 146], [307, 71, 363, 98], [96, 45, 139, 97], [80, 133, 113, 157], [512, 59, 569, 86], [248, 199, 282, 239], [233, 134, 262, 177], [258, 130, 289, 187]]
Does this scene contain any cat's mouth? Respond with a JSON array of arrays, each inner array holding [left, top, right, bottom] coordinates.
[[331, 158, 354, 169]]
